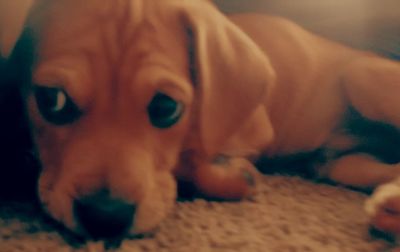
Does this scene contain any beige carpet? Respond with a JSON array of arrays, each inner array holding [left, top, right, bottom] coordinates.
[[0, 175, 397, 252]]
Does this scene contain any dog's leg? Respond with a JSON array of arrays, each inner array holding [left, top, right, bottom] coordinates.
[[366, 179, 400, 234], [323, 154, 400, 188], [343, 56, 400, 128], [192, 155, 260, 200], [322, 153, 400, 234], [340, 57, 400, 234]]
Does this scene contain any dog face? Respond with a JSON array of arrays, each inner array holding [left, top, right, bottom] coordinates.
[[27, 0, 193, 237], [8, 0, 274, 238]]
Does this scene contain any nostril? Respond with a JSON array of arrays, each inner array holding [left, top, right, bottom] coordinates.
[[73, 192, 136, 239]]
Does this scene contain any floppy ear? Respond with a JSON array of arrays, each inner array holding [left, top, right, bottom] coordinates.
[[0, 0, 34, 58], [179, 1, 276, 155]]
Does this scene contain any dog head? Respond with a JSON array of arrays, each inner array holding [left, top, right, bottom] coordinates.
[[3, 0, 275, 238]]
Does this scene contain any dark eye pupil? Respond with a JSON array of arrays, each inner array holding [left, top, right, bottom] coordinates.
[[36, 88, 60, 111], [148, 93, 184, 129], [34, 86, 81, 125]]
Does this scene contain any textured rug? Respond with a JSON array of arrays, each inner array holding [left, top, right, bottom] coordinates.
[[0, 175, 396, 252]]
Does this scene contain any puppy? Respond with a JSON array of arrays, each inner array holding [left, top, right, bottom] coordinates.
[[3, 0, 400, 239]]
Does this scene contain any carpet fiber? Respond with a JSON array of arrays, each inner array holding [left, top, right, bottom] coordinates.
[[0, 175, 396, 251]]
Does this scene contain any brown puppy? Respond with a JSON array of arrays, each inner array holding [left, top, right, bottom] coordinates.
[[3, 0, 400, 239]]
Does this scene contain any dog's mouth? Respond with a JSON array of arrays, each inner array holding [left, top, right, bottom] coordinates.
[[37, 167, 177, 240]]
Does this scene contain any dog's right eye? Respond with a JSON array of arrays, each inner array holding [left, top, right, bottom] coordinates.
[[34, 86, 82, 125]]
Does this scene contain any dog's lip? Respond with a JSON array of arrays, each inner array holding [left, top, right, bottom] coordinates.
[[70, 210, 158, 240], [127, 228, 157, 239]]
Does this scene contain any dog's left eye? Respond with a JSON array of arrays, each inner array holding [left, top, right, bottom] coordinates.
[[34, 86, 82, 125], [147, 93, 184, 129]]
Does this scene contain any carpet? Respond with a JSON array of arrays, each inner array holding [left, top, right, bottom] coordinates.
[[0, 175, 396, 252]]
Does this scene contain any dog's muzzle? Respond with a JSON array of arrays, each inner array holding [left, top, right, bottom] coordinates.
[[73, 190, 136, 239]]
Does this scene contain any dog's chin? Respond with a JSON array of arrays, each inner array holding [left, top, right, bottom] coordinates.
[[38, 171, 177, 238]]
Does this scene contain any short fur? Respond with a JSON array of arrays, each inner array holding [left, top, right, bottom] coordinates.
[[3, 0, 400, 238]]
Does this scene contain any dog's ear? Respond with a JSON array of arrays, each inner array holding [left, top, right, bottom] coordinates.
[[0, 0, 34, 58], [179, 1, 276, 155]]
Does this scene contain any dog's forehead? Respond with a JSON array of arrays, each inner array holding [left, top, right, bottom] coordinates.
[[30, 0, 144, 34], [29, 0, 185, 60], [29, 0, 191, 85], [28, 0, 193, 110]]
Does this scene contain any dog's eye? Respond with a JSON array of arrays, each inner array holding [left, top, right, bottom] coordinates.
[[147, 93, 184, 129], [34, 86, 82, 125]]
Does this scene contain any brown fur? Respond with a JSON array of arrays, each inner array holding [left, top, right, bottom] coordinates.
[[3, 0, 400, 238]]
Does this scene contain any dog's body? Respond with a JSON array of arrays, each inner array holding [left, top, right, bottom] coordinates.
[[3, 0, 400, 239], [227, 14, 400, 178]]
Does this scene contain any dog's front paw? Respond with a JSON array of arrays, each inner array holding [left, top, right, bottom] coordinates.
[[193, 155, 260, 200], [365, 179, 400, 235]]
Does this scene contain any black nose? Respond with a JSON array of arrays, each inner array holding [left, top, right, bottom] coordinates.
[[73, 191, 136, 239]]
